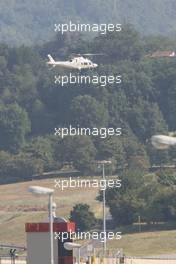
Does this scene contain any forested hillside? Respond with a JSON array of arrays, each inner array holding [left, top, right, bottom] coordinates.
[[0, 26, 176, 184], [1, 0, 176, 45]]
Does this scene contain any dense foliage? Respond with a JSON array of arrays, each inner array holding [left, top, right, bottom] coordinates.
[[0, 24, 176, 226], [70, 203, 97, 231], [0, 26, 176, 185], [1, 0, 176, 45], [97, 169, 176, 226]]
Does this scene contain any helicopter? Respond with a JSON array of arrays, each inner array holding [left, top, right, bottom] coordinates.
[[151, 134, 176, 149], [46, 53, 103, 70]]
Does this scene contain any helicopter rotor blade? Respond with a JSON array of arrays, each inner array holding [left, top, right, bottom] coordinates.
[[81, 53, 105, 56], [71, 53, 105, 57]]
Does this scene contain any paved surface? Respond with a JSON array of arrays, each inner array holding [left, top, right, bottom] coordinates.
[[1, 255, 176, 264], [125, 258, 176, 264], [0, 261, 26, 264]]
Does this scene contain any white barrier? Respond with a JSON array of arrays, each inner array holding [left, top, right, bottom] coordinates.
[[95, 257, 120, 264], [125, 257, 176, 264], [0, 258, 26, 264]]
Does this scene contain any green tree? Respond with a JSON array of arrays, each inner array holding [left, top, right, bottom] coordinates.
[[70, 203, 97, 231], [142, 186, 176, 223], [95, 137, 125, 171], [0, 151, 43, 184], [99, 170, 146, 226], [128, 101, 168, 142], [0, 103, 31, 153], [23, 136, 58, 171], [92, 25, 144, 62], [56, 136, 96, 173], [70, 95, 109, 128]]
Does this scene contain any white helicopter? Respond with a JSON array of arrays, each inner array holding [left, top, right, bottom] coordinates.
[[151, 134, 176, 149], [46, 53, 102, 70]]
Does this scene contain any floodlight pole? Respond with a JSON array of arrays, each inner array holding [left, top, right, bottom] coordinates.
[[28, 186, 55, 264], [96, 160, 111, 256], [102, 163, 106, 255], [78, 247, 81, 264], [49, 193, 54, 264]]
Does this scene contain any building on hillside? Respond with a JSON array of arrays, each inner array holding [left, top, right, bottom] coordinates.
[[146, 51, 176, 58]]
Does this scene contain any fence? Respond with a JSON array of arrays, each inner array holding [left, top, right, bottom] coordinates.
[[1, 255, 176, 264], [76, 256, 176, 264], [125, 257, 176, 264], [0, 256, 26, 264]]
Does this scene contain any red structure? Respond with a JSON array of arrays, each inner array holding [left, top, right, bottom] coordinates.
[[146, 51, 176, 58], [26, 221, 75, 264]]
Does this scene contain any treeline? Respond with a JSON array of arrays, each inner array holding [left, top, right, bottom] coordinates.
[[0, 25, 176, 183], [71, 168, 176, 231], [98, 168, 176, 228], [1, 0, 176, 45]]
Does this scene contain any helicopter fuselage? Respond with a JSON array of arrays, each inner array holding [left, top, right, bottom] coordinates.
[[47, 55, 98, 70]]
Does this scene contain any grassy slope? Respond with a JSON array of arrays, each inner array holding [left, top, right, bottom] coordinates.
[[0, 178, 101, 245], [0, 179, 176, 256], [108, 230, 176, 256]]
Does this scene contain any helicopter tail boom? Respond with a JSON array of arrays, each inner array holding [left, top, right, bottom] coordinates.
[[48, 54, 55, 64]]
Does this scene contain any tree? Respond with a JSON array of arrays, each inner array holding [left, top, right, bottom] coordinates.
[[95, 137, 125, 172], [23, 136, 58, 171], [157, 169, 176, 186], [0, 151, 43, 184], [142, 186, 176, 223], [128, 101, 168, 142], [70, 203, 97, 231], [70, 95, 109, 128], [92, 25, 144, 62], [151, 59, 176, 131], [56, 136, 96, 173], [0, 103, 31, 153], [122, 135, 150, 169], [99, 170, 146, 226]]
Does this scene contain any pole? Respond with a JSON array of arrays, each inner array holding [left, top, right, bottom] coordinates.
[[138, 215, 141, 232], [78, 248, 80, 264], [113, 0, 117, 20], [102, 163, 106, 256], [49, 194, 54, 264]]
